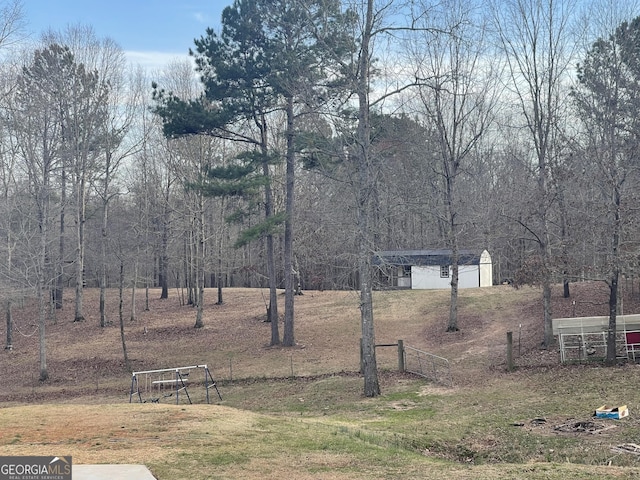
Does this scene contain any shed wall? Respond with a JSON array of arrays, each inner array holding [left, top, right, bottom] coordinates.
[[411, 265, 480, 289]]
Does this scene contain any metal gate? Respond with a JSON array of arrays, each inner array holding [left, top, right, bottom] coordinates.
[[404, 346, 452, 387]]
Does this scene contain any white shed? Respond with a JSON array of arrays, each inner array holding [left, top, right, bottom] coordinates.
[[373, 249, 493, 290]]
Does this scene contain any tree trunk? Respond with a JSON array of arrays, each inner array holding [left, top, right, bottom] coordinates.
[[294, 256, 302, 295], [54, 167, 65, 310], [216, 223, 224, 305], [542, 277, 553, 347], [559, 188, 571, 299], [447, 253, 460, 332], [606, 271, 619, 366], [359, 261, 379, 397], [159, 255, 169, 299], [606, 189, 622, 366], [447, 174, 460, 333], [38, 183, 50, 381], [194, 283, 204, 328], [159, 191, 170, 299], [356, 0, 380, 398], [145, 278, 150, 311], [130, 260, 137, 322], [260, 117, 279, 345], [100, 196, 108, 327], [119, 260, 131, 371], [283, 95, 295, 347], [186, 231, 195, 306], [5, 300, 12, 351], [37, 282, 48, 381], [540, 176, 554, 349], [194, 196, 205, 329], [73, 169, 86, 322]]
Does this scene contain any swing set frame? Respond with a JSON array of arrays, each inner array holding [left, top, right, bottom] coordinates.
[[129, 364, 222, 404]]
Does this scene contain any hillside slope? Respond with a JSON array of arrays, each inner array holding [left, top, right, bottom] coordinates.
[[1, 281, 637, 403]]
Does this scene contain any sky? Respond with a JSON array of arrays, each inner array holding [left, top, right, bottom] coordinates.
[[22, 0, 228, 71]]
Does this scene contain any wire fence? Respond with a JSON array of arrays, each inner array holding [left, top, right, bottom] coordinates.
[[403, 345, 453, 387]]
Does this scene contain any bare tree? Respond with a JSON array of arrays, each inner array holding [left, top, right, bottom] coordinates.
[[0, 65, 19, 349], [0, 3, 34, 351], [42, 27, 116, 323], [573, 12, 640, 365], [338, 0, 441, 396], [491, 0, 579, 348], [411, 0, 499, 331], [154, 59, 214, 328], [95, 59, 145, 327], [37, 35, 146, 326], [0, 0, 23, 49], [11, 44, 68, 380], [348, 0, 380, 397], [117, 254, 131, 371]]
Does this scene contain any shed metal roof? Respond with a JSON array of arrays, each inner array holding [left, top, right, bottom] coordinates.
[[373, 249, 483, 267], [552, 314, 640, 335]]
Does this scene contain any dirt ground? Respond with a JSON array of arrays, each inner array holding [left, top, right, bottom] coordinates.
[[1, 280, 638, 404]]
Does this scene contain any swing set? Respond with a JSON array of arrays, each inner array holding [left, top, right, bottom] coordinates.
[[129, 364, 222, 404]]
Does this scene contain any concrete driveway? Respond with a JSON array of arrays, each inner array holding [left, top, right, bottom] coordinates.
[[73, 464, 157, 479]]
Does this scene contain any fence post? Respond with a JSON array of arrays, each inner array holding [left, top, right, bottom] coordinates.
[[507, 331, 514, 372], [397, 339, 405, 372]]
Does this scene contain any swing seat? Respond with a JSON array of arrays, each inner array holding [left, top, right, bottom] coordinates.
[[129, 365, 221, 404]]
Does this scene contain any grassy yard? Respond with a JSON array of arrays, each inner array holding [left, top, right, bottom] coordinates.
[[2, 285, 640, 478]]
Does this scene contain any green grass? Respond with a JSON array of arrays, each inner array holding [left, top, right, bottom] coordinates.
[[196, 364, 640, 477], [3, 286, 640, 478], [3, 369, 640, 479]]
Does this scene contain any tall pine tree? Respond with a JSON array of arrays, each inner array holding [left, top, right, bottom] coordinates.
[[154, 0, 354, 346]]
